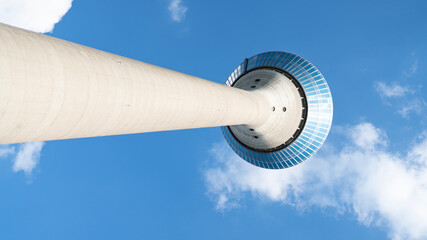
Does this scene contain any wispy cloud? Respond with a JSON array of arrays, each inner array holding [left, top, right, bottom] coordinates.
[[12, 142, 45, 175], [397, 99, 427, 118], [403, 53, 419, 78], [375, 81, 426, 118], [204, 123, 427, 240], [375, 82, 411, 98], [375, 53, 426, 119], [168, 0, 187, 22], [0, 145, 15, 157], [0, 0, 73, 33]]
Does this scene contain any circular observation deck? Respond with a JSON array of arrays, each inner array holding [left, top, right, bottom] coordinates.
[[222, 51, 333, 169]]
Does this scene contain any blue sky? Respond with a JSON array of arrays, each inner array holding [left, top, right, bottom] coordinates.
[[1, 0, 427, 239]]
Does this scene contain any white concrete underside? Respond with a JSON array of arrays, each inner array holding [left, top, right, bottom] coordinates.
[[0, 23, 272, 144], [229, 69, 304, 150]]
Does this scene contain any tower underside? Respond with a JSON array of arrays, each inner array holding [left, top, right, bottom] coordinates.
[[222, 52, 333, 169], [229, 68, 308, 152]]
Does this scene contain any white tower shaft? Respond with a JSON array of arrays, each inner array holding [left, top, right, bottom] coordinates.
[[0, 23, 270, 144]]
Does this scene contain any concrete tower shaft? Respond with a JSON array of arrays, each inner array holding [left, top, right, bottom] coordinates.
[[0, 23, 334, 169], [0, 23, 270, 144]]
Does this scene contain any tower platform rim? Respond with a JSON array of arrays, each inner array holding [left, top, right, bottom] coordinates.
[[222, 51, 333, 169]]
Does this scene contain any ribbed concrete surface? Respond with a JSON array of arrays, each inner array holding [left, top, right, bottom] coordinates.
[[0, 23, 270, 144]]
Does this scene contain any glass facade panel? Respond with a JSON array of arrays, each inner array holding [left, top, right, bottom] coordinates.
[[222, 51, 333, 169]]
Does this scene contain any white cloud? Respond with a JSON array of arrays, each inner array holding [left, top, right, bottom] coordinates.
[[204, 123, 427, 240], [0, 145, 15, 157], [0, 0, 73, 33], [409, 132, 427, 166], [375, 82, 411, 98], [168, 0, 187, 22], [348, 122, 387, 150], [12, 142, 45, 175]]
